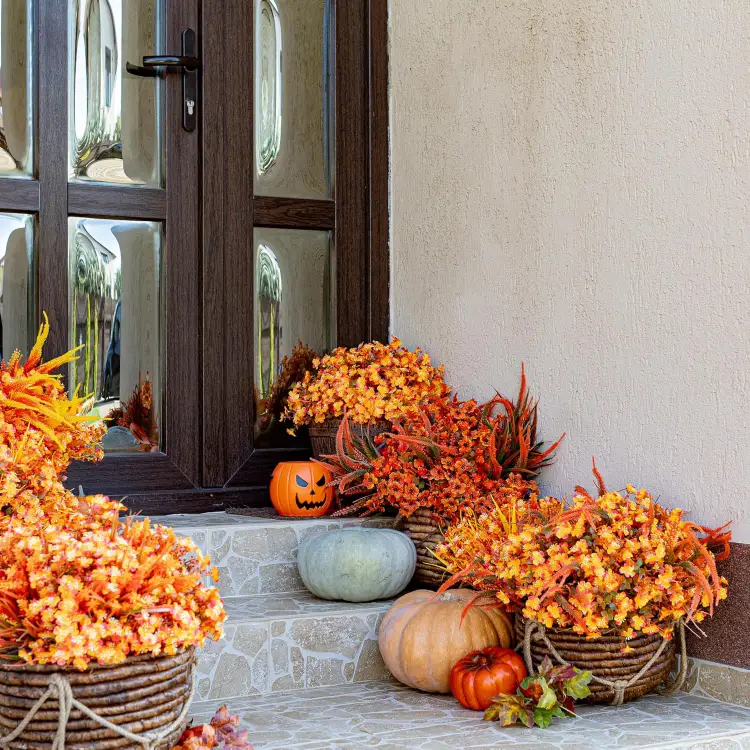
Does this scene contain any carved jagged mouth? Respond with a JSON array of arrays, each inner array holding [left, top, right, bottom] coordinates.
[[295, 494, 328, 511]]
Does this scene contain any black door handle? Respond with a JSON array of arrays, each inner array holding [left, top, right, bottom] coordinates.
[[143, 55, 200, 71], [126, 29, 199, 133], [127, 55, 200, 76]]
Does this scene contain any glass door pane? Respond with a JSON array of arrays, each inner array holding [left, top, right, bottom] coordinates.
[[254, 0, 334, 199], [0, 212, 34, 356], [0, 0, 34, 177], [69, 217, 162, 453], [69, 0, 163, 186], [254, 227, 334, 444]]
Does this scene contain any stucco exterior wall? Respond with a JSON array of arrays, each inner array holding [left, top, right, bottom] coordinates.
[[390, 0, 750, 540]]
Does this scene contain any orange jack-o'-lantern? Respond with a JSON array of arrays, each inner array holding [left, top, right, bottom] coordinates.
[[270, 461, 335, 517]]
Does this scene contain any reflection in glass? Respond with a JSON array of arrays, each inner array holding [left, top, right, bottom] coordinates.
[[254, 0, 334, 199], [256, 0, 281, 175], [69, 217, 161, 453], [69, 0, 163, 186], [254, 228, 334, 439], [0, 1, 34, 176], [0, 213, 33, 358]]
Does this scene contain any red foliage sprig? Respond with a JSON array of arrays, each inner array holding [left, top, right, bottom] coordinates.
[[174, 705, 254, 749]]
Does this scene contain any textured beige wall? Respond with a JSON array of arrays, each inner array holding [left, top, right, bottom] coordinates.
[[390, 0, 750, 540]]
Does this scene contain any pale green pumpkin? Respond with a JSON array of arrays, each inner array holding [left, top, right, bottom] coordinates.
[[297, 528, 416, 602]]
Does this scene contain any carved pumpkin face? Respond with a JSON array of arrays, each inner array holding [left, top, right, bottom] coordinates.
[[270, 461, 335, 517]]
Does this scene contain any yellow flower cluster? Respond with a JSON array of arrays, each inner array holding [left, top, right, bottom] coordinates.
[[283, 338, 447, 427], [437, 484, 729, 640], [0, 318, 226, 669]]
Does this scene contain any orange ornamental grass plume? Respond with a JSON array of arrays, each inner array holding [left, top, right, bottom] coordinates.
[[283, 338, 448, 429], [0, 314, 105, 524], [435, 462, 730, 641], [0, 317, 226, 669]]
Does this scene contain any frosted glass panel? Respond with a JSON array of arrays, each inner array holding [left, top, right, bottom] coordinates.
[[69, 0, 163, 186], [254, 228, 334, 438], [0, 1, 34, 176], [69, 217, 162, 453], [0, 213, 34, 358], [254, 0, 334, 199]]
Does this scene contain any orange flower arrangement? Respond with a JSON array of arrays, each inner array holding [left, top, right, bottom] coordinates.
[[0, 507, 224, 670], [436, 463, 731, 640], [321, 400, 536, 522], [283, 338, 448, 429], [0, 317, 226, 669], [317, 368, 563, 523]]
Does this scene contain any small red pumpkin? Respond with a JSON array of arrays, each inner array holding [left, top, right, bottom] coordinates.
[[450, 647, 528, 711], [270, 461, 334, 517]]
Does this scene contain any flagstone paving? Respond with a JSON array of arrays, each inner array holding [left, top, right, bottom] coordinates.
[[160, 512, 750, 749], [189, 680, 750, 749]]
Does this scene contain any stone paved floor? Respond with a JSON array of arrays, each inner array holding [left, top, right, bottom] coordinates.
[[189, 680, 750, 749]]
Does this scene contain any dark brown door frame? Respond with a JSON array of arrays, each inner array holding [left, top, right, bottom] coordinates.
[[198, 0, 390, 506], [4, 0, 388, 514], [40, 0, 204, 497]]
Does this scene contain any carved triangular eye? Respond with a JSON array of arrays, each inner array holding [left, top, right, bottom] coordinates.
[[296, 475, 309, 488], [316, 475, 327, 487]]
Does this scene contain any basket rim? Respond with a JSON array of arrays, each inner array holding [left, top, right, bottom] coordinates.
[[0, 646, 195, 675], [516, 615, 676, 643], [308, 417, 391, 433]]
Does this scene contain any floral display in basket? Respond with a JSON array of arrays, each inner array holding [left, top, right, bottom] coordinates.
[[435, 461, 732, 704], [0, 317, 226, 747], [283, 338, 448, 457], [316, 366, 564, 585]]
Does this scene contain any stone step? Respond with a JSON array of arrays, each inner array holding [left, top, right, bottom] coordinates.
[[188, 680, 750, 750], [194, 591, 393, 702], [151, 510, 396, 597]]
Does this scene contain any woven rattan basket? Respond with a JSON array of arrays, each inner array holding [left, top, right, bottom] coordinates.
[[308, 418, 390, 459], [398, 509, 450, 588], [0, 648, 195, 749], [516, 617, 678, 704]]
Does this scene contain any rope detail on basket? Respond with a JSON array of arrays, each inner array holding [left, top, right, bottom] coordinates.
[[522, 618, 688, 706], [0, 666, 195, 749]]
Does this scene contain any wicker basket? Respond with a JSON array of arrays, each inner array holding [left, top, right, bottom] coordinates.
[[516, 617, 677, 704], [308, 418, 391, 459], [399, 509, 450, 588], [0, 648, 195, 749]]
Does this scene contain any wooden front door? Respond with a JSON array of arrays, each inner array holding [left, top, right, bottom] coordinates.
[[0, 0, 387, 514]]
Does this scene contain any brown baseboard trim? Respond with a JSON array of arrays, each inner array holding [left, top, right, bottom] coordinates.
[[685, 542, 749, 670]]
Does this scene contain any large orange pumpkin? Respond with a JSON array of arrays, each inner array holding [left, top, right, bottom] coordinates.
[[270, 461, 334, 517], [378, 589, 514, 693], [450, 646, 528, 711]]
